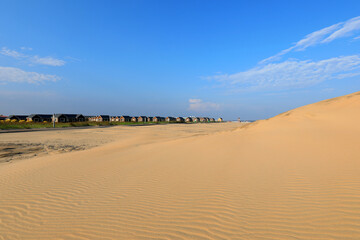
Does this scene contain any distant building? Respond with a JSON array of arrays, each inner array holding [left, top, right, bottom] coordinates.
[[52, 114, 85, 123], [27, 114, 52, 122], [7, 115, 28, 121], [192, 117, 200, 123], [98, 115, 110, 122], [88, 116, 96, 121], [88, 115, 109, 122], [200, 117, 210, 123], [85, 116, 95, 121], [147, 117, 153, 122], [0, 115, 8, 120], [185, 117, 193, 123], [209, 118, 215, 122], [110, 116, 120, 122], [153, 116, 165, 122], [217, 118, 223, 122], [165, 117, 176, 122], [176, 117, 185, 123], [137, 116, 148, 122], [120, 116, 131, 122], [131, 116, 138, 122]]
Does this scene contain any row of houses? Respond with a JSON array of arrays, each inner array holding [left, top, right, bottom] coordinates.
[[1, 114, 223, 123], [2, 114, 86, 123], [89, 115, 222, 123]]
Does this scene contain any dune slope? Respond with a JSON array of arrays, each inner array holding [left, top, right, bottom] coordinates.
[[1, 92, 360, 239]]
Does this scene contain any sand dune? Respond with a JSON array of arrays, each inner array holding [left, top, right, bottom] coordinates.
[[1, 92, 360, 239]]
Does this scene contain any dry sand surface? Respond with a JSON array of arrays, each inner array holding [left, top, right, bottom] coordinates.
[[0, 123, 238, 164], [1, 92, 360, 239]]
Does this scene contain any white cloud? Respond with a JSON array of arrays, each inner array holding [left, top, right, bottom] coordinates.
[[0, 66, 60, 84], [188, 99, 220, 112], [322, 16, 360, 43], [0, 47, 25, 58], [293, 23, 342, 50], [353, 35, 360, 40], [20, 47, 33, 51], [210, 55, 360, 91], [0, 47, 65, 66], [31, 56, 65, 66], [261, 16, 360, 64]]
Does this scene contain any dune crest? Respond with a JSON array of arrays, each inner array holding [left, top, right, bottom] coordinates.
[[1, 92, 360, 239]]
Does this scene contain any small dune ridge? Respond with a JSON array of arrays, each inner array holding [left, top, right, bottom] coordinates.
[[1, 91, 360, 239]]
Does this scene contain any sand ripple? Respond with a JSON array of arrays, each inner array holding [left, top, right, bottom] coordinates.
[[1, 92, 360, 239]]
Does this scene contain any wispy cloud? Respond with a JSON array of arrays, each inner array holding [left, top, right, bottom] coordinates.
[[210, 55, 360, 91], [261, 16, 360, 64], [0, 47, 65, 66], [0, 47, 25, 59], [31, 56, 65, 66], [20, 46, 33, 51], [322, 16, 360, 43], [188, 99, 220, 112], [0, 66, 60, 84]]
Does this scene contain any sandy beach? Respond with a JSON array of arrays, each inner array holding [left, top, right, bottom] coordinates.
[[1, 92, 360, 239]]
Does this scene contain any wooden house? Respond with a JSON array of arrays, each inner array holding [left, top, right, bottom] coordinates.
[[217, 118, 223, 122], [192, 117, 200, 123], [147, 117, 153, 122], [176, 117, 184, 123], [7, 115, 28, 121], [74, 114, 86, 122], [210, 118, 215, 122], [85, 116, 95, 121], [53, 114, 67, 123], [200, 117, 208, 123], [137, 116, 147, 122], [0, 115, 8, 120], [27, 114, 52, 122], [52, 114, 85, 123], [88, 116, 97, 122], [120, 116, 131, 122], [185, 117, 193, 123], [98, 115, 110, 122], [165, 117, 176, 122], [131, 116, 138, 122], [88, 115, 109, 122], [153, 116, 165, 122], [110, 116, 120, 122]]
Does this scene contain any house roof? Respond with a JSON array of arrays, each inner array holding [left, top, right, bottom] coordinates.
[[8, 115, 28, 120], [28, 114, 53, 118], [54, 114, 84, 118]]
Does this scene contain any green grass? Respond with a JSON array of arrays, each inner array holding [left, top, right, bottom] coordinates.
[[0, 121, 190, 130]]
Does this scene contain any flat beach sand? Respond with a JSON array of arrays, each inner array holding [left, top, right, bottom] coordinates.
[[1, 91, 360, 239]]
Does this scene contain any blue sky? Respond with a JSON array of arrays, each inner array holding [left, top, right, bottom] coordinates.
[[1, 0, 360, 120]]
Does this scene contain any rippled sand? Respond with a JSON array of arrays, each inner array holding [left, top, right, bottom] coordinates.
[[1, 92, 360, 239]]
